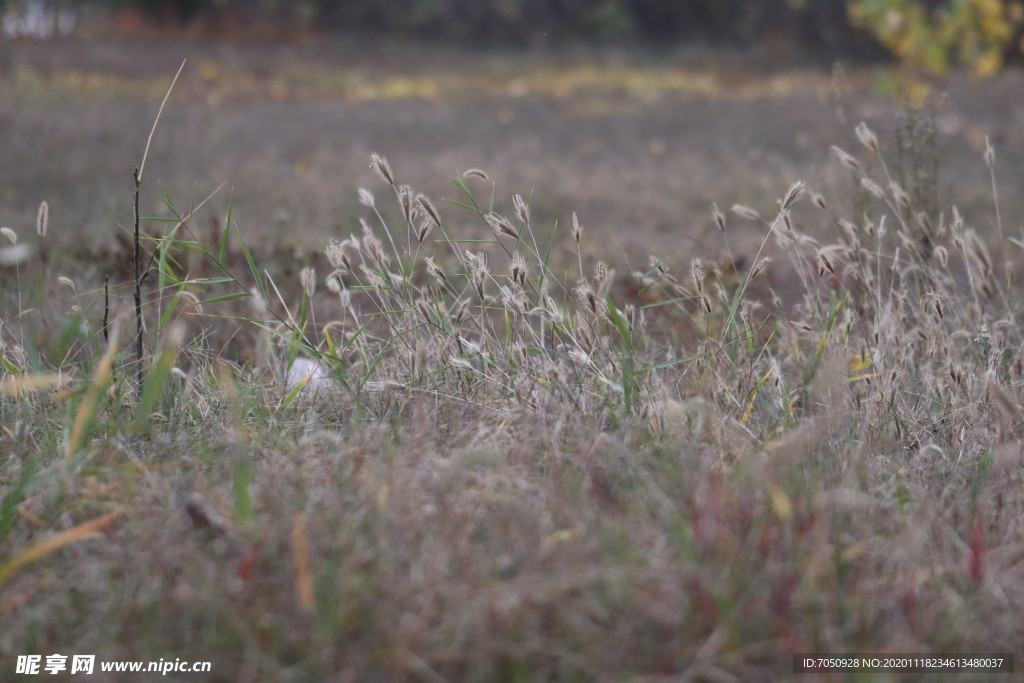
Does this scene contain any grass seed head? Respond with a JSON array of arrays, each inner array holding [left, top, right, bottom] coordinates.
[[490, 213, 520, 239], [513, 194, 530, 225], [370, 152, 394, 185], [889, 182, 911, 212], [425, 256, 446, 282], [967, 232, 993, 276], [572, 212, 582, 242], [855, 121, 880, 153], [0, 227, 16, 244], [511, 251, 527, 286], [730, 204, 761, 222], [500, 284, 527, 315], [831, 145, 860, 171], [300, 267, 316, 297], [362, 232, 388, 267], [417, 194, 441, 226], [463, 168, 489, 180], [984, 135, 996, 167], [36, 200, 48, 237], [358, 188, 375, 208], [711, 203, 726, 231], [691, 258, 705, 295], [781, 181, 807, 210], [750, 256, 772, 279], [861, 177, 885, 200], [818, 251, 835, 275], [574, 280, 597, 314], [326, 238, 349, 270], [398, 185, 415, 222], [417, 218, 434, 243]]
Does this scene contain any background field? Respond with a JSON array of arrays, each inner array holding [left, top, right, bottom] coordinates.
[[2, 35, 1024, 270]]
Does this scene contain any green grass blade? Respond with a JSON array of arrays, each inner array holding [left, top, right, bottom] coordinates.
[[220, 193, 233, 262]]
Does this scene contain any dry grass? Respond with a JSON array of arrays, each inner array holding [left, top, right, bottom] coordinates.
[[2, 99, 1024, 682]]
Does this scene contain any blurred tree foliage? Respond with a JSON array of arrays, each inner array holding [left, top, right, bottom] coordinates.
[[65, 0, 866, 49], [849, 0, 1024, 76], [4, 0, 1022, 75]]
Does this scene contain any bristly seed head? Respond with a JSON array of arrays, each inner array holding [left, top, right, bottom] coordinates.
[[300, 267, 316, 297], [500, 284, 527, 315], [860, 177, 885, 200], [452, 298, 470, 324], [513, 194, 530, 226], [750, 257, 772, 279], [984, 135, 996, 168], [358, 188, 375, 208], [370, 153, 394, 185], [417, 218, 434, 243], [691, 258, 705, 295], [730, 204, 761, 222], [0, 227, 16, 244], [855, 122, 880, 153], [593, 260, 608, 286], [572, 212, 582, 242], [58, 275, 75, 290], [811, 191, 826, 210], [781, 181, 807, 210], [425, 256, 446, 281], [711, 203, 726, 231], [397, 185, 415, 223], [542, 291, 561, 321], [511, 251, 527, 286], [818, 251, 835, 275], [326, 237, 349, 270], [36, 201, 48, 237], [574, 280, 597, 314], [463, 168, 489, 180], [362, 232, 388, 267], [967, 231, 993, 276], [485, 213, 519, 239], [889, 182, 911, 211], [417, 194, 441, 226], [830, 145, 860, 171]]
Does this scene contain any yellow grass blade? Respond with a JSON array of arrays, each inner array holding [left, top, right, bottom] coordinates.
[[66, 332, 119, 459], [0, 510, 123, 588], [0, 373, 59, 397], [292, 514, 315, 612]]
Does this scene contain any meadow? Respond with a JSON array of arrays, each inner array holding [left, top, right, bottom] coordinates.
[[2, 40, 1024, 682]]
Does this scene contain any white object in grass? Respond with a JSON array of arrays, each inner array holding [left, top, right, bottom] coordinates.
[[285, 357, 331, 393]]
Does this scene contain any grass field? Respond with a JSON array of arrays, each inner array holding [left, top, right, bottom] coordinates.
[[2, 37, 1024, 682]]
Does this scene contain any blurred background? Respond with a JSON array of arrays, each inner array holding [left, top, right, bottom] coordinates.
[[1, 0, 1023, 275]]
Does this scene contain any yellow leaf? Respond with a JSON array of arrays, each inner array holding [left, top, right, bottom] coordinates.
[[768, 484, 793, 523], [543, 529, 576, 548], [848, 352, 873, 374]]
